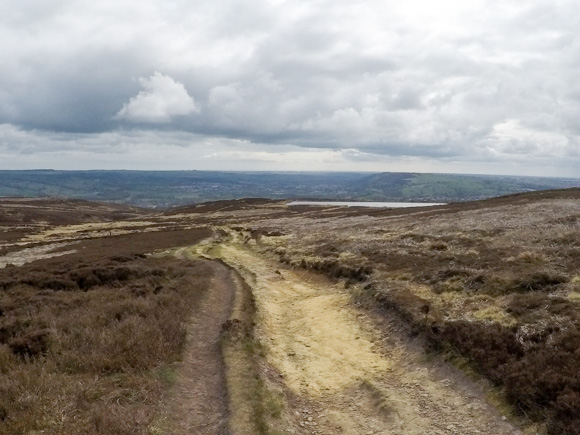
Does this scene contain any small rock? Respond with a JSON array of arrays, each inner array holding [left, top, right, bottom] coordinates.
[[501, 415, 507, 421]]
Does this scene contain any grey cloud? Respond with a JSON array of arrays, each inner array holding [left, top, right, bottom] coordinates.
[[0, 0, 579, 175]]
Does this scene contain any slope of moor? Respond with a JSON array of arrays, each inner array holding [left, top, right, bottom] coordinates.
[[161, 190, 580, 434], [0, 191, 579, 433]]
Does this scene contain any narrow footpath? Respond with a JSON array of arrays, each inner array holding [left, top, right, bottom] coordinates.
[[161, 256, 235, 435]]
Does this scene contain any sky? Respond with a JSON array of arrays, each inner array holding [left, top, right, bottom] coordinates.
[[1, 0, 579, 176]]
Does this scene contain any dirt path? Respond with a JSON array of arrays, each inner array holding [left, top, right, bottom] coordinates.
[[211, 238, 522, 435], [160, 256, 235, 435]]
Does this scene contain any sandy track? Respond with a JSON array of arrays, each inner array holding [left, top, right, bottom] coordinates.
[[214, 239, 522, 435]]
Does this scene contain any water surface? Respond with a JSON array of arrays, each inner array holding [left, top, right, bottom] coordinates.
[[288, 201, 445, 208]]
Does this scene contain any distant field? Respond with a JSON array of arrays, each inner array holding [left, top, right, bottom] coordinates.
[[0, 170, 578, 208]]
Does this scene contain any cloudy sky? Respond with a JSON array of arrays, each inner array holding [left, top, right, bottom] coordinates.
[[1, 0, 579, 176]]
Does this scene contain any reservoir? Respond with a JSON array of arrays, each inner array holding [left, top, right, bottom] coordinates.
[[287, 201, 445, 208]]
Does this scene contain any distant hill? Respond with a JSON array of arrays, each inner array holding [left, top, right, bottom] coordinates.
[[0, 197, 147, 225], [0, 170, 578, 208]]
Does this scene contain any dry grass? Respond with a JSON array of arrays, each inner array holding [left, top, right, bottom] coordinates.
[[2, 191, 580, 433], [184, 192, 580, 434], [0, 234, 212, 434]]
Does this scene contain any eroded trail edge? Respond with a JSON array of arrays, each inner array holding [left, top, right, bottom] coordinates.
[[204, 231, 522, 435]]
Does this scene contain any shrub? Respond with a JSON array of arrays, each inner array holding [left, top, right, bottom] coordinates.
[[507, 292, 549, 316], [0, 254, 211, 434], [513, 271, 569, 292], [503, 327, 580, 434], [8, 329, 51, 359], [429, 242, 448, 251]]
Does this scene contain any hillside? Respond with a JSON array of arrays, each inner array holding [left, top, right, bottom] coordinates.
[[0, 197, 147, 225], [0, 170, 578, 208], [0, 190, 579, 433]]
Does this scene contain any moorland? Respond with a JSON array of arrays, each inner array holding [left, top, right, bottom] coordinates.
[[0, 189, 579, 434]]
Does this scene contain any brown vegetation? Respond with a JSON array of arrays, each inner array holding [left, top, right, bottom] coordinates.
[[2, 190, 580, 433], [0, 229, 211, 434], [227, 190, 580, 434], [0, 198, 147, 225]]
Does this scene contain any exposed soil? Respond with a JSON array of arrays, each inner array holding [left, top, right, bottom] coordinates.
[[159, 258, 235, 435], [206, 233, 522, 434]]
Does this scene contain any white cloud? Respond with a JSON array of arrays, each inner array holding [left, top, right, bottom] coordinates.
[[485, 119, 572, 156], [115, 72, 199, 123], [1, 123, 578, 176], [1, 0, 580, 175]]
